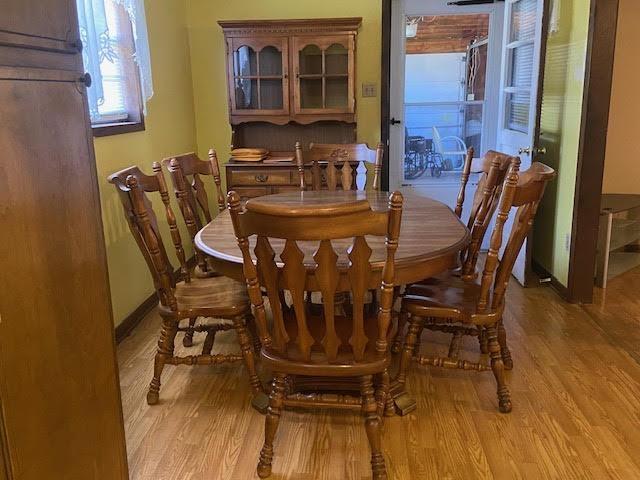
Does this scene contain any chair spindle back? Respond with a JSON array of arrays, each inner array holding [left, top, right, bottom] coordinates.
[[459, 150, 515, 279], [295, 142, 385, 192], [107, 165, 188, 310], [476, 161, 556, 314], [228, 191, 403, 364], [163, 150, 225, 274]]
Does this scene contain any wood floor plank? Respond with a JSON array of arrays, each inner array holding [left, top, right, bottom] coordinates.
[[120, 268, 640, 479]]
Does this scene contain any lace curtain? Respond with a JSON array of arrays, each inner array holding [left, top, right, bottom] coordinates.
[[76, 0, 154, 120]]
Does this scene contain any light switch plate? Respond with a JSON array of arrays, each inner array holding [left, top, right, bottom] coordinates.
[[362, 83, 377, 98]]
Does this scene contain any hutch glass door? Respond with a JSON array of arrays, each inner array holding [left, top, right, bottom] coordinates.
[[229, 37, 289, 116], [293, 35, 355, 114]]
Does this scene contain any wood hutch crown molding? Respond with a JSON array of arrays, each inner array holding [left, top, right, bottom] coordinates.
[[217, 17, 363, 36]]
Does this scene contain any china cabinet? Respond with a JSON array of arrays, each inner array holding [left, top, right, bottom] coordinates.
[[219, 18, 362, 200], [219, 18, 361, 125]]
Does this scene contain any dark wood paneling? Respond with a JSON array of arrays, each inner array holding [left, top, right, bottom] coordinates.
[[568, 0, 620, 303]]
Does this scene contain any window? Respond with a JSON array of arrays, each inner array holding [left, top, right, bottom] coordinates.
[[76, 0, 154, 135]]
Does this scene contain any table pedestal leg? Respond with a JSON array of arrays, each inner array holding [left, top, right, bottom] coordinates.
[[251, 391, 269, 414], [388, 380, 417, 416]]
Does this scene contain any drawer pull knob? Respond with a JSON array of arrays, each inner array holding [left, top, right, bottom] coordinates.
[[255, 174, 269, 183]]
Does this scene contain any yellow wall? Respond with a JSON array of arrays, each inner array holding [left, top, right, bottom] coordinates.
[[602, 0, 640, 194], [95, 0, 197, 326], [184, 0, 382, 176], [533, 0, 591, 285]]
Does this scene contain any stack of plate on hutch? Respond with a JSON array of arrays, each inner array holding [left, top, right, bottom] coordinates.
[[230, 148, 269, 162]]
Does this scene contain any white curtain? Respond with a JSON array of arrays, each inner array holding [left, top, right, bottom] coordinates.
[[113, 0, 154, 112], [76, 0, 114, 118], [76, 0, 154, 118]]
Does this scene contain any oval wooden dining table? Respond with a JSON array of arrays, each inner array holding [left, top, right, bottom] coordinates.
[[195, 190, 470, 415]]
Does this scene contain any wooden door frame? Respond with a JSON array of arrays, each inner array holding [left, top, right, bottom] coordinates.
[[380, 0, 620, 303], [380, 0, 392, 191], [567, 0, 619, 303]]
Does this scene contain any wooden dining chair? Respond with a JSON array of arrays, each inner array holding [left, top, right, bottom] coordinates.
[[107, 165, 263, 407], [295, 141, 385, 191], [391, 149, 514, 355], [397, 161, 556, 413], [228, 190, 404, 480], [161, 149, 225, 277]]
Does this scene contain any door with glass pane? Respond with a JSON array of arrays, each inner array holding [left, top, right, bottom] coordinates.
[[227, 37, 289, 116], [497, 0, 547, 284], [292, 35, 355, 114]]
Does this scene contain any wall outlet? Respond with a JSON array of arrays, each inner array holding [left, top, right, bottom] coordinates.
[[362, 83, 377, 98], [565, 233, 571, 252]]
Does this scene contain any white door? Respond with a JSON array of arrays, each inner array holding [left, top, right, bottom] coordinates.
[[496, 0, 547, 284], [389, 0, 504, 212]]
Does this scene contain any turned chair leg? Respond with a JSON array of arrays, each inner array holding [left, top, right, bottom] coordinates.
[[246, 314, 262, 354], [201, 328, 216, 355], [361, 375, 387, 480], [391, 308, 409, 354], [478, 326, 489, 354], [448, 330, 463, 358], [396, 313, 424, 386], [147, 315, 179, 405], [257, 374, 287, 479], [232, 315, 263, 396], [487, 324, 512, 413], [375, 369, 394, 418], [497, 320, 513, 370], [182, 317, 197, 347]]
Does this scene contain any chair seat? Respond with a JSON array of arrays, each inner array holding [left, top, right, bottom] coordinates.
[[174, 275, 250, 317], [261, 310, 391, 376], [402, 275, 498, 325]]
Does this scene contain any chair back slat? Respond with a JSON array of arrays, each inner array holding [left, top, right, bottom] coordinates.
[[347, 236, 373, 361], [208, 149, 226, 212], [228, 191, 403, 366], [281, 239, 315, 361], [313, 240, 341, 361], [460, 150, 514, 279], [255, 236, 289, 351], [476, 161, 556, 314], [153, 162, 189, 282], [296, 142, 385, 191], [454, 147, 474, 218]]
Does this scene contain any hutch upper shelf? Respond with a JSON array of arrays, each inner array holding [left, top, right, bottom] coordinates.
[[218, 18, 362, 125]]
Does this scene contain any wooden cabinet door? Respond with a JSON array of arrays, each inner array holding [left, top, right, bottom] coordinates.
[[0, 0, 129, 474], [292, 35, 355, 115], [227, 36, 290, 117], [0, 0, 79, 49], [0, 69, 129, 480]]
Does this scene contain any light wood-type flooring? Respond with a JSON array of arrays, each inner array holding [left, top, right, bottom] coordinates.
[[119, 268, 640, 479]]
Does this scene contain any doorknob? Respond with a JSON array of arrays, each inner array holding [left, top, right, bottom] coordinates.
[[518, 146, 546, 156], [390, 117, 402, 125]]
